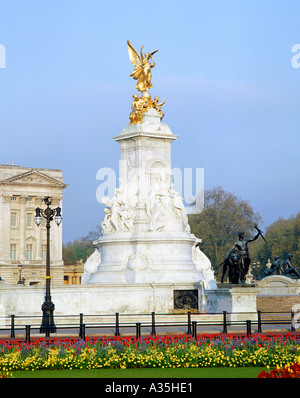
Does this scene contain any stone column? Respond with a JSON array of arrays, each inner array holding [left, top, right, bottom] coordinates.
[[1, 196, 11, 261], [19, 197, 26, 261], [113, 109, 178, 234]]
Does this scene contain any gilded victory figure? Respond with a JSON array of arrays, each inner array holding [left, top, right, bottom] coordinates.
[[127, 40, 158, 93], [127, 40, 166, 124]]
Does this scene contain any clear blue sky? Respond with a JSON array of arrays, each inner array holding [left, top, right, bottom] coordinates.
[[0, 0, 299, 243]]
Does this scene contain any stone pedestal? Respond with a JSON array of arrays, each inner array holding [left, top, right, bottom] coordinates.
[[204, 284, 259, 320], [0, 281, 259, 321], [0, 281, 207, 319]]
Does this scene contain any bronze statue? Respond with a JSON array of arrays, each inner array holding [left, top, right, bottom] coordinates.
[[260, 254, 300, 279], [284, 254, 300, 279], [221, 249, 242, 284], [221, 226, 262, 284], [268, 255, 284, 275]]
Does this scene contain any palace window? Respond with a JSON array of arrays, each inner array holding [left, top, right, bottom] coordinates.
[[26, 244, 33, 260], [10, 244, 17, 260], [26, 213, 33, 228], [42, 244, 47, 260], [11, 212, 17, 227]]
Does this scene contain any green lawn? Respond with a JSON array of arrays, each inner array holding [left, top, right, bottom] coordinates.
[[11, 367, 266, 378]]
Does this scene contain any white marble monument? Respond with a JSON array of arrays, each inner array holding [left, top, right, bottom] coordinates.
[[81, 40, 218, 313], [83, 108, 216, 295]]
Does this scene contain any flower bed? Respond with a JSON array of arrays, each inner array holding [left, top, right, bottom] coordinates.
[[0, 333, 299, 372], [0, 371, 12, 378], [258, 362, 300, 378]]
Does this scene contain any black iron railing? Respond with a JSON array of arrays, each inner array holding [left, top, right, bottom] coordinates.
[[0, 309, 299, 344]]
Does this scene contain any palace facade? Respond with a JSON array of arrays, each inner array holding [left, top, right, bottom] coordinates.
[[0, 164, 67, 285]]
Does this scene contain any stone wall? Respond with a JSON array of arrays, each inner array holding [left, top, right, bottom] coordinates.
[[256, 275, 300, 312], [0, 282, 206, 319], [257, 275, 300, 296], [257, 296, 300, 312]]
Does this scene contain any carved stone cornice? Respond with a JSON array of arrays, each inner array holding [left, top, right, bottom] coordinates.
[[0, 170, 67, 189], [1, 195, 62, 205]]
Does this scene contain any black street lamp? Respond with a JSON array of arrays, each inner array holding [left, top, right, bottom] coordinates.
[[34, 196, 62, 335], [253, 262, 261, 280], [17, 263, 25, 285]]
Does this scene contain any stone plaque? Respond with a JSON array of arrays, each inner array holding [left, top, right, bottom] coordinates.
[[174, 290, 198, 310]]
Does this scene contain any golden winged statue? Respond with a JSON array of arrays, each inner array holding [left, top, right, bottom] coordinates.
[[127, 40, 158, 93]]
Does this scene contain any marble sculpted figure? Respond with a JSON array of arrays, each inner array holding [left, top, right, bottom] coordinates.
[[101, 174, 139, 234]]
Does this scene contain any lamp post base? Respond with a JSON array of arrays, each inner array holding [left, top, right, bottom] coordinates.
[[40, 299, 56, 334]]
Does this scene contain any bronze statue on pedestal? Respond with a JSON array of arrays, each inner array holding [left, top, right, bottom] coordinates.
[[220, 226, 265, 284]]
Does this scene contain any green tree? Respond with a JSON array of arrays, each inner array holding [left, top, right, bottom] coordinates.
[[63, 225, 101, 265], [188, 186, 262, 278], [251, 213, 300, 271]]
